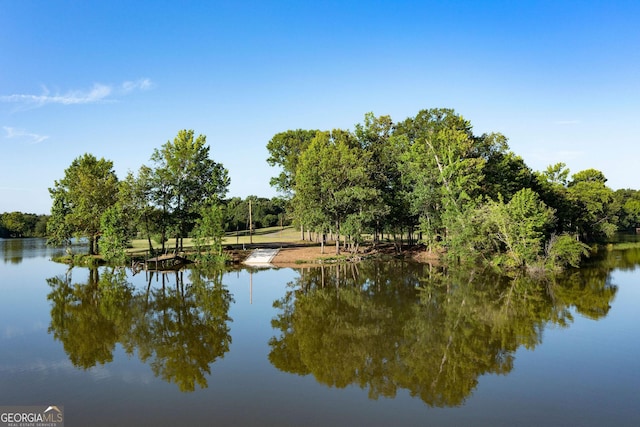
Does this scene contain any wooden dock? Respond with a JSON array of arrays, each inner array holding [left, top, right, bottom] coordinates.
[[145, 253, 192, 271]]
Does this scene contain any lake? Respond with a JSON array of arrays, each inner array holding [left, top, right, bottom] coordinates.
[[1, 238, 639, 426]]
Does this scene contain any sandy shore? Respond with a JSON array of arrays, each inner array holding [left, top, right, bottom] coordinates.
[[271, 245, 343, 267], [234, 243, 436, 267]]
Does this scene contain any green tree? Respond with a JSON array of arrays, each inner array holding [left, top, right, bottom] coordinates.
[[46, 193, 73, 247], [48, 154, 119, 254], [147, 130, 230, 252], [397, 108, 486, 253], [535, 163, 575, 234], [613, 188, 640, 231], [266, 129, 319, 195], [355, 113, 410, 244], [266, 129, 320, 239], [192, 204, 226, 262], [99, 205, 130, 263], [0, 212, 49, 238], [295, 130, 379, 254], [485, 188, 556, 268], [481, 148, 536, 200], [568, 169, 617, 242], [99, 173, 145, 263]]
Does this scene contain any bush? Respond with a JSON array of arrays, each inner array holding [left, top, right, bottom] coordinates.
[[545, 233, 591, 270]]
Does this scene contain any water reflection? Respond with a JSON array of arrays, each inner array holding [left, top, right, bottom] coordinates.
[[0, 237, 86, 264], [269, 261, 618, 407], [46, 266, 233, 392]]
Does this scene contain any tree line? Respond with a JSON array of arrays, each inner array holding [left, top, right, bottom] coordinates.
[[0, 212, 49, 238], [267, 108, 640, 270], [46, 129, 286, 262], [42, 108, 640, 269]]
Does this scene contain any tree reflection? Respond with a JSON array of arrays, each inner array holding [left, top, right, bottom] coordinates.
[[47, 268, 130, 368], [269, 261, 618, 407], [47, 265, 232, 392]]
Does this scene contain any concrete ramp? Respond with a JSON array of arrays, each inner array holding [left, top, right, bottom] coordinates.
[[244, 248, 280, 266]]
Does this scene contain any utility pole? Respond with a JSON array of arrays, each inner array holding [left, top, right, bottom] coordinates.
[[249, 199, 253, 244]]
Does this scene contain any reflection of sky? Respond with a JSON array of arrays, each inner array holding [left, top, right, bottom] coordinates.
[[1, 241, 639, 426], [471, 268, 640, 426], [0, 238, 87, 264], [0, 256, 69, 341]]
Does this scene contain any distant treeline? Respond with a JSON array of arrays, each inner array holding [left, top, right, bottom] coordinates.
[[1, 196, 284, 240], [223, 196, 287, 231], [0, 212, 49, 238]]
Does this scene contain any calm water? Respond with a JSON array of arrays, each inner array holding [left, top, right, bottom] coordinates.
[[1, 238, 639, 426]]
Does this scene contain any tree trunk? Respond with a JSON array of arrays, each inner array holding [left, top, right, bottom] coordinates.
[[89, 234, 97, 255], [144, 211, 154, 254]]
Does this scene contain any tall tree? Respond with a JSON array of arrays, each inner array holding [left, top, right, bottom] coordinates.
[[48, 154, 119, 254], [355, 113, 408, 243], [397, 108, 486, 252], [266, 129, 320, 240], [614, 188, 640, 231], [266, 129, 319, 195], [147, 130, 230, 252], [567, 169, 617, 242], [99, 172, 143, 262], [295, 130, 379, 254]]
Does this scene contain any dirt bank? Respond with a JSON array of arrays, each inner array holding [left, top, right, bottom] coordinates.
[[229, 243, 438, 268]]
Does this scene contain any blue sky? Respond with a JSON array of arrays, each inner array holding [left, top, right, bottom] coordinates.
[[1, 0, 639, 214]]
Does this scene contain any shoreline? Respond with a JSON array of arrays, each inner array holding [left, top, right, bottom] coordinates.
[[233, 243, 438, 268]]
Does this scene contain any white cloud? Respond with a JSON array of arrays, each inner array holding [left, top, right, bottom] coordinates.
[[1, 78, 153, 108], [3, 126, 49, 144], [121, 78, 153, 93]]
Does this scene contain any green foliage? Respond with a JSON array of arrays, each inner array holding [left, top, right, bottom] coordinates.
[[48, 153, 119, 254], [99, 205, 130, 263], [266, 129, 319, 195], [568, 169, 617, 242], [481, 149, 536, 200], [146, 130, 230, 252], [294, 130, 380, 253], [192, 204, 227, 263], [355, 113, 413, 242], [397, 108, 493, 251], [268, 261, 617, 406], [0, 211, 49, 238], [47, 267, 232, 391], [545, 234, 591, 270], [222, 196, 287, 232], [266, 107, 623, 270], [458, 189, 556, 269], [494, 188, 556, 267], [535, 163, 574, 234], [613, 188, 640, 231]]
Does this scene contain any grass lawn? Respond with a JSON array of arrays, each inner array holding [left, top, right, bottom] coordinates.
[[127, 226, 305, 255]]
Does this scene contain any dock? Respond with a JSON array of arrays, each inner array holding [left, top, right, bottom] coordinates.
[[145, 253, 192, 270]]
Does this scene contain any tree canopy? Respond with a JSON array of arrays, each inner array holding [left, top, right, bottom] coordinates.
[[46, 130, 230, 261], [266, 107, 628, 270], [47, 153, 119, 254]]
